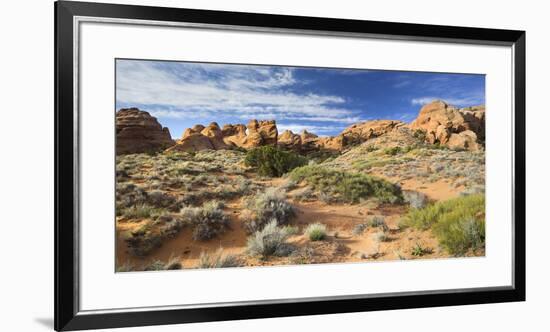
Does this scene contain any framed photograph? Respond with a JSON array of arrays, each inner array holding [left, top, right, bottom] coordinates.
[[55, 1, 525, 330]]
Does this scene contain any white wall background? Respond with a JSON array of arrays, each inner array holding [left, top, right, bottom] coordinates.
[[0, 0, 547, 331]]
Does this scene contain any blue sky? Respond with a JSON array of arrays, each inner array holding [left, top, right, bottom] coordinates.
[[116, 59, 485, 138]]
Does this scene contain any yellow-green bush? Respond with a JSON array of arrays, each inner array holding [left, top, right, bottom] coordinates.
[[289, 165, 403, 204], [404, 194, 485, 255]]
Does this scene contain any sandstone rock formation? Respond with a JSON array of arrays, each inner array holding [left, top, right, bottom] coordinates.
[[409, 100, 485, 150], [242, 120, 278, 148], [340, 120, 406, 146], [131, 99, 485, 155], [167, 119, 278, 153], [116, 108, 173, 155], [277, 130, 302, 151]]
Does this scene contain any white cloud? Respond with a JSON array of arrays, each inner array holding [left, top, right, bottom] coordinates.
[[277, 124, 342, 136], [116, 60, 362, 124]]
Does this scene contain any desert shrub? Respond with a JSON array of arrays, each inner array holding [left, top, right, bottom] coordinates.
[[158, 218, 186, 239], [125, 229, 163, 256], [236, 177, 253, 194], [352, 223, 368, 236], [291, 186, 314, 201], [244, 146, 307, 177], [246, 220, 295, 258], [120, 204, 162, 219], [305, 150, 339, 164], [289, 165, 403, 204], [460, 185, 485, 197], [383, 146, 402, 156], [404, 194, 485, 255], [242, 188, 294, 233], [411, 243, 430, 257], [197, 249, 242, 269], [305, 223, 327, 241], [317, 191, 332, 204], [367, 215, 387, 229], [413, 129, 427, 142], [181, 201, 230, 241], [144, 190, 178, 209], [281, 225, 299, 236], [144, 260, 166, 271], [278, 179, 298, 191], [403, 190, 428, 209], [435, 216, 485, 255], [116, 261, 134, 272], [117, 182, 137, 195], [116, 185, 148, 209], [373, 230, 388, 242], [164, 255, 183, 270]]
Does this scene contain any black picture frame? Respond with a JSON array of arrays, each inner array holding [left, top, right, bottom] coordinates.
[[55, 1, 526, 330]]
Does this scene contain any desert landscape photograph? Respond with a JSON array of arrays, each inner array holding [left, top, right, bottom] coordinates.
[[115, 59, 486, 272]]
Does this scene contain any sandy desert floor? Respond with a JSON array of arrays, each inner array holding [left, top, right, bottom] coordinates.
[[115, 132, 485, 272]]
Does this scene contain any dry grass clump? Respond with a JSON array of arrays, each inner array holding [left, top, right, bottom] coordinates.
[[196, 249, 242, 269], [241, 188, 294, 233], [120, 204, 162, 219], [144, 256, 183, 271], [304, 223, 327, 241], [181, 201, 230, 241], [403, 190, 428, 209], [246, 220, 295, 259]]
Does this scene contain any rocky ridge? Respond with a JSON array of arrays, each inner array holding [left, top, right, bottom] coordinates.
[[116, 100, 485, 155]]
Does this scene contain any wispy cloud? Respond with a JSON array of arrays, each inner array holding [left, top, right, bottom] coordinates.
[[116, 60, 364, 125], [277, 124, 344, 136]]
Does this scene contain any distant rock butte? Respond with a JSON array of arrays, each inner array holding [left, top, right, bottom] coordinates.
[[117, 100, 486, 155], [409, 100, 485, 151], [116, 108, 173, 155]]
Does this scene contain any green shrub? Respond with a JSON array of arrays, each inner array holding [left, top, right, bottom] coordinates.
[[289, 165, 403, 204], [246, 220, 295, 258], [281, 225, 300, 236], [244, 146, 307, 177], [411, 243, 430, 257], [413, 129, 427, 142], [404, 194, 485, 255], [304, 223, 327, 241], [383, 146, 402, 156], [242, 188, 294, 233]]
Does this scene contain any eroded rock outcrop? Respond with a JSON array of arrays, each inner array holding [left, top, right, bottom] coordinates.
[[116, 108, 173, 155], [340, 120, 406, 146], [277, 130, 302, 151], [408, 100, 485, 150], [167, 119, 278, 153]]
